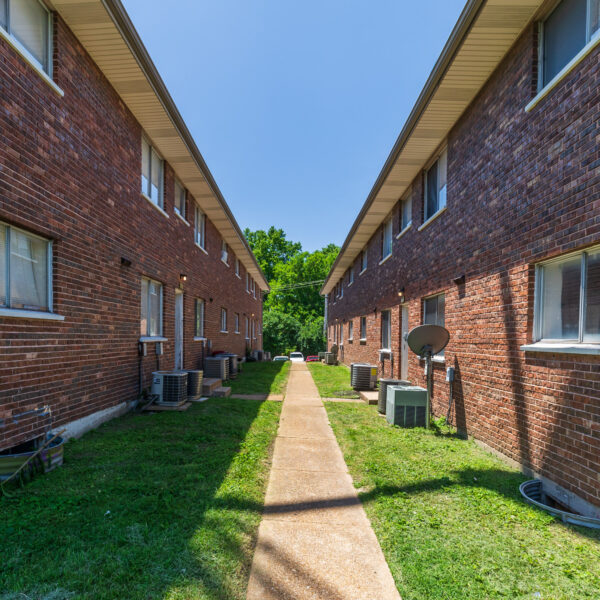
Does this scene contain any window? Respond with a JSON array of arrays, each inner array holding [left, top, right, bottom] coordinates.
[[360, 316, 367, 340], [349, 267, 354, 285], [245, 316, 250, 339], [253, 279, 256, 299], [235, 258, 240, 277], [235, 313, 240, 333], [1, 222, 51, 312], [535, 248, 600, 343], [195, 298, 205, 338], [340, 280, 343, 298], [221, 240, 229, 264], [1, 0, 52, 75], [141, 137, 164, 208], [252, 319, 256, 339], [340, 322, 344, 344], [400, 193, 412, 232], [423, 293, 445, 355], [382, 217, 393, 260], [174, 179, 186, 218], [541, 0, 600, 87], [220, 308, 227, 332], [381, 310, 391, 350], [246, 273, 250, 293], [141, 277, 163, 337], [194, 205, 206, 249], [425, 148, 447, 221], [360, 248, 368, 273], [348, 320, 353, 340]]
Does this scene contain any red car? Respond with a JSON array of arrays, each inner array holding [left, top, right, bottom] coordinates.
[[306, 355, 320, 362]]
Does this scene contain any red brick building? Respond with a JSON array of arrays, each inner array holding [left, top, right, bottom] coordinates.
[[323, 0, 600, 516], [0, 0, 266, 450]]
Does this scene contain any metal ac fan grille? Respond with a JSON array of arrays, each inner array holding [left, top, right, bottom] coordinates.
[[162, 373, 188, 404]]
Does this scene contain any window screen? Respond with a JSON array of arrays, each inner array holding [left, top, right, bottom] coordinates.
[[10, 0, 50, 72], [10, 227, 48, 310]]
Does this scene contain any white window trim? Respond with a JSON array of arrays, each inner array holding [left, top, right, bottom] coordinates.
[[418, 206, 447, 231], [193, 336, 206, 342], [0, 10, 62, 97], [381, 218, 393, 262], [396, 222, 412, 240], [139, 336, 168, 343], [527, 13, 600, 112], [0, 308, 64, 321], [194, 205, 206, 250], [196, 243, 208, 255], [521, 342, 600, 355], [141, 193, 169, 219], [379, 253, 393, 266], [175, 211, 189, 227], [141, 277, 163, 338]]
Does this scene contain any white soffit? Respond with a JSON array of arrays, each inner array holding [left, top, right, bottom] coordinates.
[[50, 0, 269, 290], [321, 0, 544, 295]]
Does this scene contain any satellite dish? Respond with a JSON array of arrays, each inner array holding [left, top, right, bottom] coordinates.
[[405, 324, 450, 430], [406, 325, 449, 358]]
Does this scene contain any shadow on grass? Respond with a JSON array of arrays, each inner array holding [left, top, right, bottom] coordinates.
[[0, 398, 279, 600], [228, 360, 289, 396]]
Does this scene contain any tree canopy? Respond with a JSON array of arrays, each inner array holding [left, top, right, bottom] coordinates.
[[244, 227, 339, 357]]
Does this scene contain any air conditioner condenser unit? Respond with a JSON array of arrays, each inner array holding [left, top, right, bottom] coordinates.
[[386, 385, 428, 427], [151, 371, 188, 405]]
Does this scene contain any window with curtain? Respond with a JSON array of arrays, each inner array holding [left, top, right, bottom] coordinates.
[[195, 298, 205, 338], [141, 277, 162, 337], [141, 137, 164, 207], [536, 248, 600, 343], [425, 148, 447, 221], [194, 205, 206, 249], [174, 179, 186, 218], [382, 217, 393, 259], [1, 0, 52, 74], [381, 310, 391, 349], [542, 0, 600, 86], [1, 223, 50, 311]]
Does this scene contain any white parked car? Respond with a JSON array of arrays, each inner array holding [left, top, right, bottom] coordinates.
[[289, 352, 304, 362]]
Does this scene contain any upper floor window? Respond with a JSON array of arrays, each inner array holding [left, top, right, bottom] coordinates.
[[141, 137, 164, 208], [400, 193, 412, 232], [541, 0, 600, 87], [235, 313, 240, 333], [360, 248, 368, 273], [252, 319, 256, 339], [235, 258, 240, 277], [381, 310, 391, 350], [360, 316, 367, 340], [382, 217, 392, 260], [252, 279, 256, 299], [220, 307, 228, 333], [1, 222, 51, 312], [141, 277, 162, 337], [349, 267, 354, 285], [425, 148, 447, 221], [221, 240, 229, 264], [195, 298, 205, 338], [246, 273, 250, 293], [1, 0, 52, 75], [535, 247, 600, 343], [339, 280, 343, 298], [194, 205, 206, 249], [348, 320, 354, 340], [174, 179, 186, 218]]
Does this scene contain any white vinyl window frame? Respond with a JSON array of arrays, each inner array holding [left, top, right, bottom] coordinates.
[[245, 316, 250, 339], [360, 316, 367, 341], [220, 307, 228, 333], [235, 258, 240, 278], [252, 279, 256, 299], [141, 136, 165, 211], [194, 204, 206, 251], [174, 178, 186, 220], [0, 221, 62, 320], [246, 273, 250, 293], [360, 248, 368, 274], [348, 320, 353, 340], [140, 276, 163, 338], [194, 298, 205, 339], [422, 146, 448, 226], [530, 246, 600, 347], [422, 293, 446, 359], [221, 240, 229, 265], [235, 313, 240, 334], [380, 309, 391, 351], [398, 192, 413, 238], [381, 216, 393, 263], [340, 281, 343, 299], [348, 267, 354, 286], [252, 319, 256, 339], [0, 0, 54, 80]]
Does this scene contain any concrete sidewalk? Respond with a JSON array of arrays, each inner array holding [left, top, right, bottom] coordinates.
[[246, 362, 401, 600]]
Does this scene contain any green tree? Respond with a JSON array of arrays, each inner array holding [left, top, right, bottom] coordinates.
[[262, 310, 301, 356], [243, 226, 301, 282], [297, 316, 326, 356]]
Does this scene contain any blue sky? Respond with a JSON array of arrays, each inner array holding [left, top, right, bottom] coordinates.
[[122, 0, 466, 252]]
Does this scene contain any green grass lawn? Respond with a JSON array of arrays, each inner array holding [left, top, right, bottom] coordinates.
[[228, 360, 290, 396], [307, 362, 359, 398], [325, 403, 600, 600], [0, 399, 281, 600]]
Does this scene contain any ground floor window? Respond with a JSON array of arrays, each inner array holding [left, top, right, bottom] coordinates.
[[360, 316, 367, 340], [235, 313, 240, 333], [141, 277, 162, 337], [381, 310, 391, 349], [348, 320, 353, 340], [423, 293, 445, 355], [535, 247, 600, 343], [195, 298, 205, 338], [221, 308, 228, 332], [1, 222, 51, 312]]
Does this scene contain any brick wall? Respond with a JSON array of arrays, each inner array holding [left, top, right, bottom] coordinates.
[[328, 23, 600, 507], [0, 15, 262, 450]]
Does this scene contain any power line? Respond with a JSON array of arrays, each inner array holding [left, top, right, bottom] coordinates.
[[268, 279, 325, 293]]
